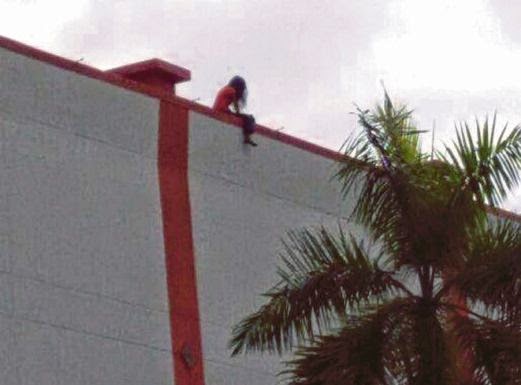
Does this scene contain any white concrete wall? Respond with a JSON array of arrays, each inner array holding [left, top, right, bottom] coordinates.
[[188, 112, 365, 385], [0, 47, 173, 385]]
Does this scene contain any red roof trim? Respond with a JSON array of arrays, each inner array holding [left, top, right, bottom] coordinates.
[[173, 97, 346, 161], [0, 34, 342, 162], [0, 35, 169, 100]]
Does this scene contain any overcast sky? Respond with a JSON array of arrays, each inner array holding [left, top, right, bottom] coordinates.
[[1, 0, 521, 212]]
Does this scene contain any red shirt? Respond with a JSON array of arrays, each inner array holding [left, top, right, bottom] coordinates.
[[213, 86, 237, 113]]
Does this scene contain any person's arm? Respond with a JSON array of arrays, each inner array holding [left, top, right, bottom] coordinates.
[[232, 100, 240, 114]]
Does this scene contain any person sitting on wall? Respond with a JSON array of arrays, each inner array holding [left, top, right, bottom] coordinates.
[[213, 76, 257, 146]]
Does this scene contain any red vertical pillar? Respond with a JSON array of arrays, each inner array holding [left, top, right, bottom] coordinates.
[[158, 100, 205, 385]]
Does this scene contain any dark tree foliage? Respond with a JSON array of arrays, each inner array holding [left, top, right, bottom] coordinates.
[[230, 92, 521, 385]]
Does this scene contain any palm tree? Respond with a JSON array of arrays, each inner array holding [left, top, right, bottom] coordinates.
[[229, 92, 521, 385]]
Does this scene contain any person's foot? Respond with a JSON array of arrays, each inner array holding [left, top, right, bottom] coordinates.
[[244, 138, 258, 146]]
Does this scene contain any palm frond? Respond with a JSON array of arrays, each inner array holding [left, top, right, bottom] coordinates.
[[450, 313, 521, 384], [287, 299, 411, 385], [288, 297, 457, 385], [439, 116, 521, 207], [338, 91, 424, 196], [229, 228, 407, 356], [338, 157, 477, 274], [336, 93, 454, 270], [443, 219, 521, 318]]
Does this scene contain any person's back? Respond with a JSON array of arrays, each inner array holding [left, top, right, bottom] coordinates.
[[213, 85, 237, 113]]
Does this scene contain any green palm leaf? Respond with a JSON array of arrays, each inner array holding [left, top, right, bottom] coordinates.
[[288, 298, 414, 385], [450, 313, 521, 384], [439, 116, 521, 207], [229, 228, 407, 356], [288, 298, 457, 385], [445, 219, 521, 318]]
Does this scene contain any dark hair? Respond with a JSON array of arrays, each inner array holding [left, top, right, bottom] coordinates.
[[228, 75, 247, 106]]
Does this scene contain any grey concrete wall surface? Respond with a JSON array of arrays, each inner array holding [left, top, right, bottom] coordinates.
[[0, 47, 173, 385], [188, 112, 367, 385]]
